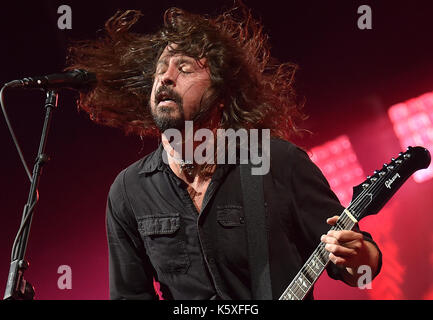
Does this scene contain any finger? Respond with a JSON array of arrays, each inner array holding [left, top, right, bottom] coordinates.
[[326, 216, 340, 225], [324, 243, 357, 257], [328, 234, 363, 251], [327, 230, 364, 242], [320, 234, 339, 245], [340, 239, 364, 251], [328, 253, 348, 266], [321, 234, 364, 252]]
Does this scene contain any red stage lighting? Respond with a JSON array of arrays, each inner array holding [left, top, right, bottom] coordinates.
[[388, 92, 433, 183], [309, 135, 365, 207]]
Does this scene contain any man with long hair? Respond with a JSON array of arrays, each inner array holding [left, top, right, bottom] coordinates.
[[67, 4, 381, 300]]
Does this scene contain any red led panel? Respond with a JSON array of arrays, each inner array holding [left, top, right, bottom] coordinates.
[[388, 92, 433, 183], [309, 135, 365, 207]]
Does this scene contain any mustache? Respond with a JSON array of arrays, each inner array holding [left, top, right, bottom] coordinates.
[[154, 86, 182, 105]]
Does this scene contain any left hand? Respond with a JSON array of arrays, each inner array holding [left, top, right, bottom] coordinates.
[[321, 215, 368, 269]]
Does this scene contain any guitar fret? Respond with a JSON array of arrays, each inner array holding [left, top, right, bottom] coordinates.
[[287, 287, 299, 300], [283, 282, 301, 300], [297, 272, 312, 293], [312, 253, 326, 268], [314, 255, 325, 268], [300, 268, 314, 285], [306, 259, 321, 277], [287, 272, 309, 299], [318, 248, 329, 265], [305, 264, 317, 280], [335, 220, 344, 230], [342, 217, 356, 230]]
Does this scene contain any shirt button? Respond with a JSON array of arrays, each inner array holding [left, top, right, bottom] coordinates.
[[208, 257, 215, 264], [239, 217, 245, 224]]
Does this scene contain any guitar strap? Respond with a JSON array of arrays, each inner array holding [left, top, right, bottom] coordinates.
[[239, 163, 273, 300]]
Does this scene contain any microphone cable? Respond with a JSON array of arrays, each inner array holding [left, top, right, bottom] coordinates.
[[1, 83, 33, 181], [1, 83, 39, 261]]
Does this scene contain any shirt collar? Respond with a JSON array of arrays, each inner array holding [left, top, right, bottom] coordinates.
[[137, 142, 238, 177], [138, 143, 166, 174]]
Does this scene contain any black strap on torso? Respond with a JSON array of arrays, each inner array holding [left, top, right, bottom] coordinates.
[[239, 163, 272, 299]]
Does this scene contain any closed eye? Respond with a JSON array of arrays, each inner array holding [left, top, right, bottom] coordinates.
[[155, 64, 167, 75], [178, 63, 194, 74]]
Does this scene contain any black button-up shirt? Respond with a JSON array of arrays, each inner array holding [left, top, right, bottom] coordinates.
[[106, 138, 381, 299]]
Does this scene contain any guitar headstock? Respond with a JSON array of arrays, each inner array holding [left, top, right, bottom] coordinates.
[[351, 146, 431, 219]]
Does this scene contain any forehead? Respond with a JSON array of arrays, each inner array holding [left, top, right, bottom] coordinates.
[[157, 44, 206, 66]]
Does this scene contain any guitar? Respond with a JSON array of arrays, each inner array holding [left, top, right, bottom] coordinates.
[[279, 146, 431, 300]]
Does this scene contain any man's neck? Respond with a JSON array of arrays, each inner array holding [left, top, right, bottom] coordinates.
[[161, 131, 216, 183]]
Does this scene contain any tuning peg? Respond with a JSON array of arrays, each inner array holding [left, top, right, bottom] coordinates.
[[379, 171, 386, 176], [387, 165, 394, 170], [362, 183, 369, 189], [403, 153, 411, 159]]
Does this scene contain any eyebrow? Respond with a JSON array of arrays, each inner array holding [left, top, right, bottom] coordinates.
[[156, 55, 196, 68]]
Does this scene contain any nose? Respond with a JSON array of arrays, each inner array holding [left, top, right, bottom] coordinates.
[[160, 63, 179, 87]]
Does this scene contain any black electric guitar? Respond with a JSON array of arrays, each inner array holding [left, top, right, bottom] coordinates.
[[279, 146, 431, 300]]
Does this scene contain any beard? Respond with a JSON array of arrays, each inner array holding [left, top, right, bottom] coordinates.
[[151, 85, 186, 132], [150, 85, 219, 132], [151, 104, 186, 132]]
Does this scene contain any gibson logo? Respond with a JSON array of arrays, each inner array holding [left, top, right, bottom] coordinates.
[[385, 173, 400, 189]]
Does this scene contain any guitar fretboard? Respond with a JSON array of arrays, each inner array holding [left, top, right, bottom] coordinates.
[[279, 210, 357, 300]]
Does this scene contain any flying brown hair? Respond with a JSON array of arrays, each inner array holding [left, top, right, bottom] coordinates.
[[66, 3, 306, 140]]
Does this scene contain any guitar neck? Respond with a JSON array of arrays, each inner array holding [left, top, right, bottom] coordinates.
[[279, 209, 357, 300]]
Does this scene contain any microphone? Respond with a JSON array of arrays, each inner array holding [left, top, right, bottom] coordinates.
[[5, 69, 97, 90]]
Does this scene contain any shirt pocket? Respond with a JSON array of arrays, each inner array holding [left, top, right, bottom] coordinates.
[[217, 205, 245, 227], [137, 214, 190, 274], [215, 205, 247, 267]]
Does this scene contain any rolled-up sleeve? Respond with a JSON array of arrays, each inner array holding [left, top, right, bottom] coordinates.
[[106, 169, 158, 300]]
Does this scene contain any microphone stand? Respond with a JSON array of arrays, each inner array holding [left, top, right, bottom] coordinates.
[[3, 90, 58, 300]]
